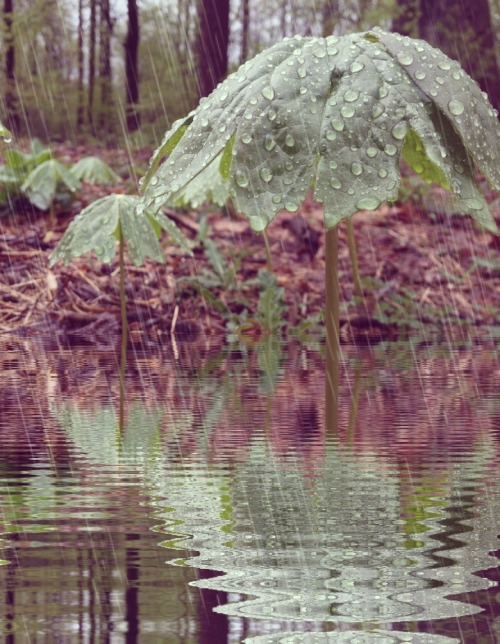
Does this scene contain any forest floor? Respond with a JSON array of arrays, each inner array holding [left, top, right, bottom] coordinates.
[[0, 143, 499, 349]]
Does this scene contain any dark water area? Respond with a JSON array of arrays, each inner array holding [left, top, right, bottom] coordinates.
[[0, 336, 499, 643]]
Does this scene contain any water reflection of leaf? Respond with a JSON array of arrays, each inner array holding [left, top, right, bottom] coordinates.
[[148, 442, 498, 629], [55, 402, 163, 466], [247, 630, 458, 643]]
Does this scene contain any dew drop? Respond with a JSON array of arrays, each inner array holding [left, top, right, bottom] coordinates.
[[251, 215, 268, 232], [284, 201, 299, 212], [384, 144, 397, 156], [350, 61, 364, 73], [329, 160, 338, 169], [391, 122, 407, 140], [350, 162, 363, 176], [344, 89, 359, 103], [241, 133, 252, 144], [326, 130, 336, 141], [379, 86, 389, 99], [3, 136, 12, 144], [378, 168, 388, 178], [330, 178, 342, 189], [150, 176, 159, 186], [436, 76, 444, 85], [259, 167, 273, 182], [262, 86, 275, 100], [235, 171, 249, 187], [366, 147, 378, 158], [264, 134, 276, 151], [397, 52, 414, 66], [312, 47, 326, 59], [285, 134, 295, 147], [438, 61, 451, 71], [372, 104, 384, 119], [467, 198, 483, 211], [297, 67, 306, 79], [219, 90, 229, 101], [332, 119, 344, 132], [448, 99, 464, 116], [267, 109, 277, 121], [341, 105, 355, 118], [272, 195, 282, 204], [356, 197, 380, 210], [414, 71, 426, 80]]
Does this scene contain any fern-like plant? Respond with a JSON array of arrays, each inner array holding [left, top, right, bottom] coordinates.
[[139, 28, 499, 372]]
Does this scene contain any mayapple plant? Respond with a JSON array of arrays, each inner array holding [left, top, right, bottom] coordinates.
[[139, 27, 499, 371]]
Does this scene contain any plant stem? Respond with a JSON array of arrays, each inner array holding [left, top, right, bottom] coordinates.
[[325, 225, 340, 434], [118, 225, 127, 429], [346, 218, 363, 298], [263, 229, 273, 272]]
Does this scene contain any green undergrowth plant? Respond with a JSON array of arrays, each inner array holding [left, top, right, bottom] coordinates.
[[0, 139, 120, 218], [50, 193, 192, 406], [138, 27, 499, 368]]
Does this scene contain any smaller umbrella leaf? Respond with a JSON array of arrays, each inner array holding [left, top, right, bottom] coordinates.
[[71, 156, 120, 184]]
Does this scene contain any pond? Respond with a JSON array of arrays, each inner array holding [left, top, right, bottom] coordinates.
[[0, 336, 499, 643]]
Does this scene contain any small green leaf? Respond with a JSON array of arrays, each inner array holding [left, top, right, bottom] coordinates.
[[141, 117, 193, 191], [172, 154, 230, 208], [71, 156, 120, 184], [402, 130, 450, 189], [146, 210, 193, 255], [219, 135, 235, 180]]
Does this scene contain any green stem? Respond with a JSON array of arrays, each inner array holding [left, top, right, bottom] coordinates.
[[346, 218, 363, 298], [118, 225, 127, 430], [325, 225, 340, 435], [263, 229, 273, 272]]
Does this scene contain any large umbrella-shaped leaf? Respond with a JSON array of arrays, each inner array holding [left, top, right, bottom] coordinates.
[[50, 193, 192, 267], [21, 159, 81, 210], [140, 29, 499, 233], [70, 156, 120, 184]]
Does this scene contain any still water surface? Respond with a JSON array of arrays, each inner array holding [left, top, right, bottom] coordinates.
[[0, 338, 499, 642]]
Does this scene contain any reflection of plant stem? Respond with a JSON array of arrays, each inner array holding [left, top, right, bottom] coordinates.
[[325, 225, 340, 434], [263, 230, 273, 272], [118, 225, 127, 430], [347, 363, 362, 445], [346, 218, 363, 298]]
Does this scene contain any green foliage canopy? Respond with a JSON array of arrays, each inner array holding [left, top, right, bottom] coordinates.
[[140, 28, 499, 234]]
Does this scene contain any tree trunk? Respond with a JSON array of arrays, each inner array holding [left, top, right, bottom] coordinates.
[[195, 0, 230, 98], [76, 0, 85, 131], [391, 0, 420, 37], [418, 0, 500, 112], [125, 0, 140, 132], [3, 0, 20, 134], [99, 0, 113, 131], [240, 0, 250, 64], [87, 0, 97, 129], [322, 0, 339, 37]]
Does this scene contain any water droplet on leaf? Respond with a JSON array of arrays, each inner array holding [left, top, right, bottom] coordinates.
[[259, 167, 273, 182], [262, 86, 275, 100], [448, 99, 465, 116]]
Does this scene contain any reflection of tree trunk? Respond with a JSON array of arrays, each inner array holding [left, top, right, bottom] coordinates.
[[125, 542, 140, 643], [418, 0, 500, 112], [76, 0, 85, 131], [125, 0, 140, 132], [196, 569, 229, 643], [3, 0, 20, 134], [195, 0, 230, 98], [325, 226, 340, 437], [240, 0, 250, 64], [88, 0, 97, 129]]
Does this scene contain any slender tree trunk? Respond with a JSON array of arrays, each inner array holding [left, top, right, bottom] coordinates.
[[322, 0, 339, 37], [125, 0, 140, 132], [3, 0, 20, 134], [391, 0, 420, 36], [99, 0, 113, 131], [240, 0, 250, 64], [195, 0, 230, 98], [418, 0, 500, 112], [76, 0, 85, 131], [88, 0, 97, 129]]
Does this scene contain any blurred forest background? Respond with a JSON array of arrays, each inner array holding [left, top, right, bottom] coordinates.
[[0, 0, 499, 145]]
